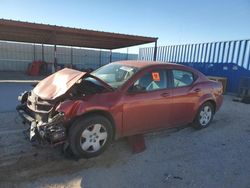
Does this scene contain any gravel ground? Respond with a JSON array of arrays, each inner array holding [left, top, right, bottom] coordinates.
[[0, 95, 250, 188]]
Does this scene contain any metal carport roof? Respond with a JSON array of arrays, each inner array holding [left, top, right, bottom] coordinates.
[[0, 19, 158, 50]]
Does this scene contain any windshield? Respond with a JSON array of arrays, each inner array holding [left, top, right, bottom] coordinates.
[[91, 63, 138, 88]]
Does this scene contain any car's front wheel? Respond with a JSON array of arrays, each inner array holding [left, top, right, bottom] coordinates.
[[68, 115, 113, 158], [193, 102, 214, 129]]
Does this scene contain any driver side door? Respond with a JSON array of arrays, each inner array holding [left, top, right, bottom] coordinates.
[[122, 68, 173, 136]]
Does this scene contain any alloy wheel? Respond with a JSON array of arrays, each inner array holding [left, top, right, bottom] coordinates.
[[80, 124, 108, 153]]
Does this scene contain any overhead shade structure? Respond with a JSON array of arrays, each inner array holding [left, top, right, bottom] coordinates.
[[0, 19, 158, 50]]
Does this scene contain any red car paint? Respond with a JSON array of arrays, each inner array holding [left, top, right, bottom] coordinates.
[[33, 68, 86, 100], [42, 61, 224, 139]]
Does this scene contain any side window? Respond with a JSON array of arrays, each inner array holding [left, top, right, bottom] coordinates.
[[131, 69, 167, 92], [173, 70, 194, 87]]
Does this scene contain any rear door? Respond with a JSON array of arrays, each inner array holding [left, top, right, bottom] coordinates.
[[170, 69, 200, 125], [122, 68, 173, 136]]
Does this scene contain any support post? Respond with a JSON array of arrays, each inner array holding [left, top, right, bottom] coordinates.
[[109, 50, 112, 63], [126, 48, 129, 60], [71, 47, 73, 67], [42, 44, 47, 74], [42, 44, 44, 62], [99, 49, 102, 67], [33, 43, 36, 61], [52, 44, 57, 73], [153, 40, 158, 61]]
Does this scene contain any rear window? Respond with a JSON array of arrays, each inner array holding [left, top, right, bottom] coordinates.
[[172, 70, 194, 87]]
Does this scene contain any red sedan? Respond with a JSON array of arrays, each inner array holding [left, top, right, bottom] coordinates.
[[17, 61, 223, 158]]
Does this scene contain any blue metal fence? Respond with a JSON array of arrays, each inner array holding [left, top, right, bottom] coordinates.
[[139, 39, 250, 93]]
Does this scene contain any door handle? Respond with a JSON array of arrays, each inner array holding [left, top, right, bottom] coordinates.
[[194, 88, 201, 92], [161, 92, 170, 97]]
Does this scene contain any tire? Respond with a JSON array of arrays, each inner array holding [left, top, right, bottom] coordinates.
[[68, 115, 113, 158], [193, 102, 214, 129]]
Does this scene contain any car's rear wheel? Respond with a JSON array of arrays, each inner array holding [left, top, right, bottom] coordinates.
[[68, 115, 113, 158], [193, 102, 214, 129]]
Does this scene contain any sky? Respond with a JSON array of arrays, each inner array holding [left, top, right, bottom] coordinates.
[[0, 0, 249, 54]]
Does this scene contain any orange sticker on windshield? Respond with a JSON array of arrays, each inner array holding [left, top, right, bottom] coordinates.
[[152, 72, 160, 81]]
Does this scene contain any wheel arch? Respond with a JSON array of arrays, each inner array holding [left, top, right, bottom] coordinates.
[[70, 110, 116, 140], [204, 99, 216, 112], [198, 93, 217, 112], [193, 95, 217, 123]]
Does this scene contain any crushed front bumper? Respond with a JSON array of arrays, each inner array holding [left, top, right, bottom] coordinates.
[[16, 105, 66, 145]]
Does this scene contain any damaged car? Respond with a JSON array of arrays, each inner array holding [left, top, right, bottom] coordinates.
[[17, 60, 223, 158]]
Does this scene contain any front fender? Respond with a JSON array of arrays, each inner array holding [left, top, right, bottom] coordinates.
[[56, 100, 86, 120], [56, 100, 110, 120], [56, 100, 122, 139]]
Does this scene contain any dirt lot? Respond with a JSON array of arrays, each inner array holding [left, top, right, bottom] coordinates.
[[0, 92, 250, 188]]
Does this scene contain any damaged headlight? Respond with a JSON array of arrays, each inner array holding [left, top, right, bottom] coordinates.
[[18, 91, 30, 104]]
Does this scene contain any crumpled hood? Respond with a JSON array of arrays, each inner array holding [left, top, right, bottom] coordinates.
[[33, 68, 86, 100]]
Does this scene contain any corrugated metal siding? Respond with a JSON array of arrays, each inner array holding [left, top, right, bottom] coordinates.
[[139, 39, 250, 70], [0, 41, 138, 71], [139, 39, 250, 92]]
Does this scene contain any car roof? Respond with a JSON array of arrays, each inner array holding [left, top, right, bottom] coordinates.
[[112, 60, 207, 80], [113, 60, 185, 69]]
